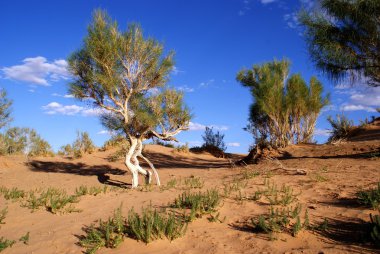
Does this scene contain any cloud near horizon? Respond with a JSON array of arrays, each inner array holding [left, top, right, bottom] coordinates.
[[42, 102, 103, 116], [2, 56, 70, 86], [188, 122, 229, 131]]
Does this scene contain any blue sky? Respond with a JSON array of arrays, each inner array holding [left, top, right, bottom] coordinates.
[[0, 0, 379, 153]]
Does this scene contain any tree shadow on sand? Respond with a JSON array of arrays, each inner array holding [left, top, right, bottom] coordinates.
[[312, 216, 378, 253], [26, 160, 131, 188]]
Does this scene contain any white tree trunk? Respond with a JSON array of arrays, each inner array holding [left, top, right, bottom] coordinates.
[[124, 136, 139, 188], [124, 136, 161, 188]]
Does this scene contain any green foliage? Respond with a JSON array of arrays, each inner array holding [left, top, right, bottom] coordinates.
[[260, 181, 298, 206], [80, 206, 125, 253], [0, 127, 53, 156], [127, 206, 187, 243], [81, 205, 187, 253], [174, 143, 189, 153], [0, 237, 15, 252], [68, 10, 190, 144], [75, 185, 107, 197], [172, 189, 221, 221], [357, 182, 380, 210], [59, 131, 95, 158], [327, 114, 355, 142], [0, 187, 25, 200], [237, 59, 329, 148], [183, 176, 204, 189], [299, 0, 380, 87], [0, 88, 12, 130], [0, 207, 7, 225], [252, 204, 307, 238], [202, 127, 226, 152], [19, 232, 30, 245]]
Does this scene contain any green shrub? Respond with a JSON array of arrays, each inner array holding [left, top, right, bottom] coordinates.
[[127, 206, 187, 243], [19, 232, 30, 245], [183, 176, 204, 189], [327, 114, 355, 142], [357, 182, 380, 210], [59, 131, 96, 158], [0, 237, 15, 252], [0, 187, 25, 201], [172, 189, 221, 221]]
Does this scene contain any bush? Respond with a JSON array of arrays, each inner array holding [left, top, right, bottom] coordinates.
[[58, 131, 96, 158], [357, 182, 380, 210], [327, 114, 355, 142], [202, 127, 226, 152], [101, 135, 129, 151], [0, 127, 53, 156]]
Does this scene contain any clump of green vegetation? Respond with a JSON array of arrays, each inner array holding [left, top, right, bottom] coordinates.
[[127, 206, 187, 243], [75, 185, 108, 197], [58, 131, 96, 158], [0, 127, 54, 157], [252, 204, 308, 239], [241, 169, 260, 180], [0, 207, 7, 225], [80, 205, 187, 253], [172, 189, 221, 221], [222, 179, 248, 197], [80, 206, 126, 253], [173, 143, 190, 153], [327, 114, 355, 143], [183, 176, 204, 189], [19, 232, 30, 245], [0, 237, 16, 252], [256, 181, 298, 206], [357, 182, 380, 210], [0, 187, 25, 201]]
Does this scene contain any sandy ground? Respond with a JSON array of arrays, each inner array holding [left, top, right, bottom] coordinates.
[[0, 138, 379, 254]]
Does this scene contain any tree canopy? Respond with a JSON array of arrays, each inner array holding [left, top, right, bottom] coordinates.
[[237, 59, 329, 148], [68, 10, 191, 187], [299, 0, 380, 87], [0, 88, 12, 130]]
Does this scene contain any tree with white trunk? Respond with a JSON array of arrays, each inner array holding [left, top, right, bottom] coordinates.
[[68, 10, 191, 188]]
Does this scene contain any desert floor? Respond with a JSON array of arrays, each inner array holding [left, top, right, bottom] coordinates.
[[1, 139, 379, 254]]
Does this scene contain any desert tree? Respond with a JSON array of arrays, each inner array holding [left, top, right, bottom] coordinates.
[[68, 10, 190, 187], [237, 59, 329, 149], [0, 88, 12, 130], [299, 0, 380, 87], [202, 127, 227, 152]]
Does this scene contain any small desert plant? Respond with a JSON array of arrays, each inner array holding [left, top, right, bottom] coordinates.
[[0, 186, 25, 201], [59, 131, 96, 158], [183, 176, 204, 189], [161, 178, 180, 191], [222, 178, 248, 197], [241, 169, 260, 180], [101, 135, 129, 151], [174, 143, 189, 153], [357, 182, 380, 210], [80, 206, 125, 253], [127, 206, 187, 243], [19, 232, 30, 245], [172, 189, 221, 221], [262, 182, 298, 206], [0, 237, 16, 252], [252, 204, 307, 239], [327, 114, 355, 142], [0, 207, 7, 225]]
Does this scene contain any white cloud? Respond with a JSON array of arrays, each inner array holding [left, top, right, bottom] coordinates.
[[177, 85, 194, 93], [314, 128, 331, 137], [188, 122, 229, 131], [2, 56, 70, 86], [348, 86, 380, 107], [199, 79, 215, 88], [42, 102, 104, 116], [340, 104, 377, 113], [227, 142, 241, 147], [51, 93, 74, 98], [260, 0, 277, 4], [172, 66, 184, 75], [97, 130, 115, 135]]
